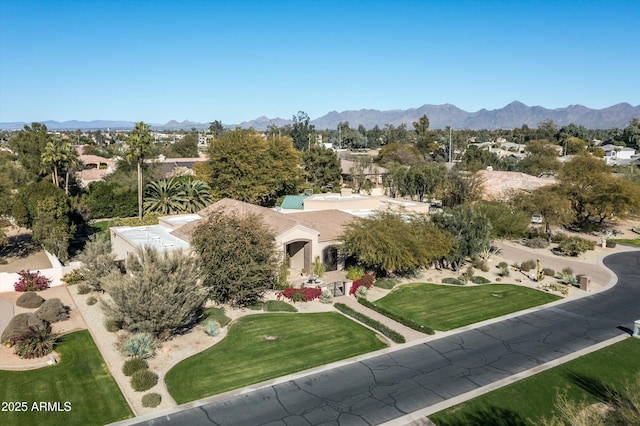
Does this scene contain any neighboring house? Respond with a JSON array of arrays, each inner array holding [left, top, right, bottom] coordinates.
[[476, 170, 556, 201], [76, 154, 118, 187], [302, 189, 430, 217], [110, 198, 355, 275], [600, 144, 636, 165]]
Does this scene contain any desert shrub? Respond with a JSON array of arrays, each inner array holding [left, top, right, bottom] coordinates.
[[16, 292, 45, 309], [334, 303, 405, 343], [357, 299, 434, 335], [470, 276, 491, 284], [472, 257, 489, 272], [606, 240, 617, 248], [61, 269, 85, 285], [202, 320, 220, 336], [551, 232, 569, 243], [13, 270, 51, 292], [246, 300, 264, 310], [523, 238, 549, 249], [141, 393, 162, 408], [462, 267, 475, 282], [319, 289, 333, 304], [497, 261, 508, 269], [35, 298, 70, 323], [527, 227, 546, 239], [121, 332, 159, 359], [374, 278, 397, 289], [77, 237, 117, 292], [1, 313, 46, 344], [442, 277, 465, 285], [201, 307, 231, 327], [278, 286, 322, 302], [11, 324, 58, 359], [76, 283, 92, 295], [562, 267, 574, 275], [86, 296, 98, 306], [542, 268, 556, 277], [104, 318, 123, 332], [346, 266, 365, 280], [130, 369, 158, 392], [520, 259, 537, 272], [355, 285, 368, 299], [558, 271, 578, 286], [263, 300, 298, 312], [557, 236, 596, 256], [122, 357, 148, 376], [500, 267, 510, 277]]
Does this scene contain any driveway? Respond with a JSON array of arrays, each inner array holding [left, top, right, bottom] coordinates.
[[124, 251, 640, 426]]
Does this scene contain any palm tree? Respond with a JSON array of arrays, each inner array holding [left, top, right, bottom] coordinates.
[[178, 176, 213, 213], [60, 142, 82, 195], [126, 122, 153, 220], [144, 178, 186, 215], [41, 139, 63, 187]]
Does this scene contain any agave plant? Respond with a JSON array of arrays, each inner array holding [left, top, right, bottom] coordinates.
[[121, 332, 159, 359], [144, 176, 212, 215], [178, 176, 213, 213]]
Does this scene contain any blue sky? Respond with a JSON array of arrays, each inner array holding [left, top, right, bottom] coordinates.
[[1, 0, 638, 125]]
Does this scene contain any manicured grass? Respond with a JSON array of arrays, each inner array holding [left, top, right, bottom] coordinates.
[[611, 238, 640, 248], [166, 312, 387, 403], [374, 283, 560, 331], [90, 220, 111, 236], [0, 330, 132, 426], [201, 307, 231, 327], [430, 337, 640, 425], [263, 300, 298, 312]]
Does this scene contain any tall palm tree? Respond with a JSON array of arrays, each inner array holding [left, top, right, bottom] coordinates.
[[126, 122, 153, 220], [60, 142, 82, 195], [41, 139, 63, 187]]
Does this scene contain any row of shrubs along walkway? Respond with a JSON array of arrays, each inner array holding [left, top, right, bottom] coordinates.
[[334, 294, 427, 343]]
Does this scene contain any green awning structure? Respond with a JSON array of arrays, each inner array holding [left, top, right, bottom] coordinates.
[[279, 195, 309, 210]]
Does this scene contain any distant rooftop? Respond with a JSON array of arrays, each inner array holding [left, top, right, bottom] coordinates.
[[113, 225, 191, 252]]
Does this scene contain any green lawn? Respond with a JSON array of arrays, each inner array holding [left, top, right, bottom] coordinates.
[[430, 337, 640, 425], [611, 238, 640, 248], [374, 283, 560, 331], [0, 330, 132, 426], [166, 312, 387, 403], [90, 219, 111, 236]]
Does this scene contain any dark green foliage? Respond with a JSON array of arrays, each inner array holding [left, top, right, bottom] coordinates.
[[8, 122, 51, 180], [497, 261, 508, 269], [16, 291, 45, 309], [470, 276, 491, 284], [101, 247, 208, 337], [35, 298, 70, 323], [82, 181, 138, 219], [432, 205, 492, 271], [442, 277, 466, 285], [11, 324, 58, 359], [141, 392, 162, 408], [122, 357, 148, 376], [334, 303, 406, 343], [475, 201, 530, 239], [130, 369, 158, 392], [165, 133, 198, 157], [192, 211, 278, 307], [340, 211, 453, 276], [357, 298, 435, 335], [263, 300, 298, 312], [301, 145, 342, 190]]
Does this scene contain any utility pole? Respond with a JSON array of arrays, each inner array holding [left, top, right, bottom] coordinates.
[[449, 126, 453, 164]]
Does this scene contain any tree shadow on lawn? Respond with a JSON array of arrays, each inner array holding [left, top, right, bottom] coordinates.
[[565, 370, 624, 407], [432, 406, 528, 426], [0, 232, 40, 259]]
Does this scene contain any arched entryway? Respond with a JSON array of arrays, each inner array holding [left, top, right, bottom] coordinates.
[[285, 239, 311, 275]]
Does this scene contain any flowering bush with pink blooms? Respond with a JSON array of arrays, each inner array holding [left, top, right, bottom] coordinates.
[[13, 270, 51, 292], [349, 273, 376, 296], [277, 286, 322, 302]]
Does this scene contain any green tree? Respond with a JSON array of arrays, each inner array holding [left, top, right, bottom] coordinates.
[[9, 122, 51, 180], [101, 247, 209, 338], [204, 129, 301, 206], [208, 120, 226, 138], [414, 114, 438, 154], [622, 118, 640, 149], [514, 185, 575, 241], [517, 140, 562, 176], [377, 142, 422, 166], [41, 139, 63, 187], [339, 211, 453, 276], [290, 111, 315, 151], [459, 145, 505, 172], [168, 133, 198, 157], [403, 163, 446, 202], [191, 211, 278, 307], [432, 205, 492, 272], [440, 170, 484, 208], [126, 122, 154, 220], [476, 201, 530, 239], [301, 145, 342, 190]]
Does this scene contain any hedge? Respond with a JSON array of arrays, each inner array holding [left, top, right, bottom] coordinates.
[[334, 303, 405, 344], [358, 299, 435, 335]]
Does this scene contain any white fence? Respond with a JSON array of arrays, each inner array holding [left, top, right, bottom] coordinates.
[[0, 252, 78, 293]]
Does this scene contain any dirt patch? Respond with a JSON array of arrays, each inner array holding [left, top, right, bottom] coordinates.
[[262, 335, 280, 341]]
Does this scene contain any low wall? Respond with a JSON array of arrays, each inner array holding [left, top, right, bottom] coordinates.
[[0, 252, 76, 293]]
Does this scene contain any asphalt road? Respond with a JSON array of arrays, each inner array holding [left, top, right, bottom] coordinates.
[[136, 251, 640, 426]]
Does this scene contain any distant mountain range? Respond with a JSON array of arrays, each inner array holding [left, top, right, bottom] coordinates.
[[2, 101, 638, 131]]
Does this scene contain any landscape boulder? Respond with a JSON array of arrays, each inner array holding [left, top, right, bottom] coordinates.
[[35, 298, 70, 324], [1, 313, 46, 343], [16, 291, 45, 309]]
